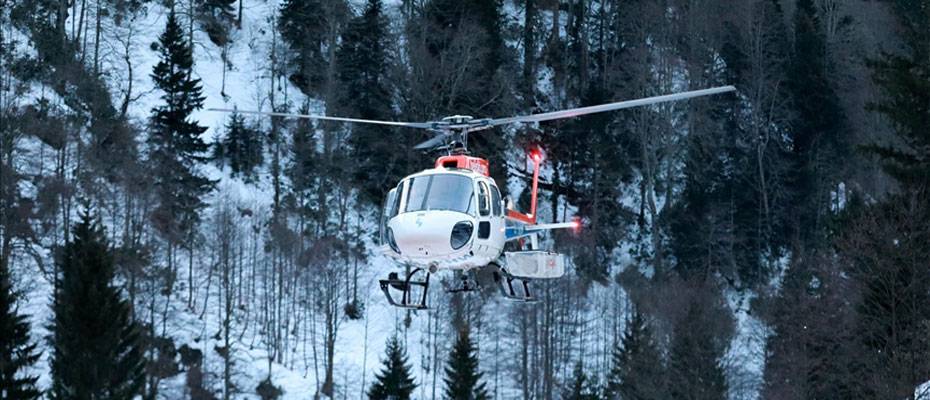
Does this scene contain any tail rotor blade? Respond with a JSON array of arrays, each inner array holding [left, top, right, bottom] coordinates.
[[486, 85, 736, 126]]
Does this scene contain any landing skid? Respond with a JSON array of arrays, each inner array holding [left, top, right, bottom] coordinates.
[[379, 268, 430, 310], [380, 266, 538, 309], [494, 267, 537, 302]]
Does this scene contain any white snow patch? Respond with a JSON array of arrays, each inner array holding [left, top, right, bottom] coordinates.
[[723, 289, 770, 400], [917, 380, 930, 400]]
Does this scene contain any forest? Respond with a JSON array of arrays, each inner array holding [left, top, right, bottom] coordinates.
[[1, 0, 929, 399]]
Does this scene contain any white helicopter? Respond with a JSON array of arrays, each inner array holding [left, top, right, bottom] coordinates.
[[213, 85, 736, 309]]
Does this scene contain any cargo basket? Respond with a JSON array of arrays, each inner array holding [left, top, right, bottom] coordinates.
[[504, 251, 566, 279]]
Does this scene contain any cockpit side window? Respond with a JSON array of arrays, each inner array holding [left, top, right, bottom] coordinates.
[[388, 184, 403, 218], [383, 189, 397, 220], [478, 181, 490, 217], [490, 184, 502, 217]]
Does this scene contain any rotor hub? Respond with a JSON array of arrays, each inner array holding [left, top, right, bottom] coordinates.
[[441, 115, 474, 124]]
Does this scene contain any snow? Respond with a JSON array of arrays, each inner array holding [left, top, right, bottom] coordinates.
[[917, 380, 930, 400], [123, 0, 293, 134], [723, 289, 770, 400], [15, 254, 55, 392], [830, 182, 848, 212]]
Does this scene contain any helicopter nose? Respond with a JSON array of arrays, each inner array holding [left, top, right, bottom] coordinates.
[[390, 211, 474, 258]]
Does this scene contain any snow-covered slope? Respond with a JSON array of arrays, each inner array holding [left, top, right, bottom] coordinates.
[[7, 0, 774, 398]]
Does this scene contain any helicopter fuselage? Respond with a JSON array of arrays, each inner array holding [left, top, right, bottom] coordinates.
[[380, 161, 507, 271]]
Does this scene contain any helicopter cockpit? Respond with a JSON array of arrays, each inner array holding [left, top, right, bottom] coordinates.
[[380, 168, 505, 268], [401, 174, 476, 215]]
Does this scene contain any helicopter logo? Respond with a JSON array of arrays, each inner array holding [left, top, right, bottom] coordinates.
[[211, 85, 736, 309]]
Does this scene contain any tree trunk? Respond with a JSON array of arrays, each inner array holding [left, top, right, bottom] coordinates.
[[93, 0, 101, 75], [237, 0, 243, 29], [523, 0, 537, 102]]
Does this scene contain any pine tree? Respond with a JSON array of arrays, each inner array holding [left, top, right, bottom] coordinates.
[[0, 264, 41, 399], [368, 336, 416, 400], [335, 0, 408, 207], [562, 362, 600, 400], [335, 0, 389, 120], [277, 0, 338, 95], [50, 212, 145, 399], [214, 112, 263, 181], [866, 0, 930, 188], [605, 310, 665, 400], [763, 258, 866, 398], [837, 193, 930, 398], [443, 325, 488, 400], [286, 112, 319, 205], [197, 0, 237, 45], [149, 9, 214, 245], [785, 0, 847, 245], [422, 0, 503, 79], [666, 301, 728, 400], [412, 0, 511, 190]]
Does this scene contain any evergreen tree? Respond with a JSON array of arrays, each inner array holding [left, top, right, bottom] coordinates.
[[368, 336, 416, 400], [49, 212, 145, 399], [562, 362, 600, 400], [837, 192, 930, 398], [335, 0, 407, 207], [443, 325, 488, 400], [761, 255, 864, 399], [335, 0, 389, 120], [411, 0, 511, 190], [278, 0, 345, 95], [666, 302, 729, 400], [554, 85, 637, 283], [0, 264, 41, 399], [286, 112, 319, 208], [421, 0, 504, 80], [866, 0, 930, 188], [785, 0, 847, 246], [605, 310, 665, 400], [149, 9, 214, 245], [196, 0, 237, 45], [858, 4, 930, 396], [214, 112, 263, 182]]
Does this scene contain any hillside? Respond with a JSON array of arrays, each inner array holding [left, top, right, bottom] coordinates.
[[2, 0, 930, 399]]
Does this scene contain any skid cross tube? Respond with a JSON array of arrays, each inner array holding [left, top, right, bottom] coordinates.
[[496, 268, 537, 302], [379, 268, 431, 310]]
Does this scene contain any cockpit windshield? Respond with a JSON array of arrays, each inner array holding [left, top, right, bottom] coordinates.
[[403, 174, 474, 214]]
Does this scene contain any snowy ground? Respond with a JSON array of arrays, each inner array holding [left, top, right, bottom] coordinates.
[[917, 381, 930, 400]]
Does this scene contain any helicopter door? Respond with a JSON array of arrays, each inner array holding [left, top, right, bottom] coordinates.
[[477, 181, 492, 239], [488, 183, 506, 247]]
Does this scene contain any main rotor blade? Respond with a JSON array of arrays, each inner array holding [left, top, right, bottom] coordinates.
[[486, 85, 736, 126], [208, 108, 436, 129], [413, 133, 449, 149]]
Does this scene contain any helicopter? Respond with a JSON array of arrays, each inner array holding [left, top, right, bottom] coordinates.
[[211, 85, 736, 309]]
